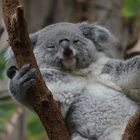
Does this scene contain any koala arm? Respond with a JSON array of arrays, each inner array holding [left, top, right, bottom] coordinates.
[[7, 64, 75, 118], [102, 55, 140, 101]]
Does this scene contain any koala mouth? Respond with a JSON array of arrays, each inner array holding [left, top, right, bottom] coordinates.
[[62, 56, 76, 70], [61, 46, 77, 69]]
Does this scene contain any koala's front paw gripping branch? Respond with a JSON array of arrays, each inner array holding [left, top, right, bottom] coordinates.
[[1, 0, 70, 140]]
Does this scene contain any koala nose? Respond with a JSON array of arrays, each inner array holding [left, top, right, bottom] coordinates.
[[60, 39, 73, 57], [63, 47, 73, 57]]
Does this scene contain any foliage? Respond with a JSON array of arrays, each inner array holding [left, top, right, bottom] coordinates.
[[0, 50, 6, 80], [0, 93, 46, 140], [27, 112, 46, 140], [122, 0, 140, 17], [0, 93, 16, 132], [0, 48, 16, 133]]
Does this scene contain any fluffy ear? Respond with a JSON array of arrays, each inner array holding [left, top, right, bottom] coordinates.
[[77, 22, 119, 58], [5, 32, 38, 68]]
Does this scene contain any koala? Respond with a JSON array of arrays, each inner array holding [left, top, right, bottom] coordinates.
[[5, 22, 140, 140]]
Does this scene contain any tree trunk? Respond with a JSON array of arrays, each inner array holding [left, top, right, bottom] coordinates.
[[1, 0, 70, 140], [122, 108, 140, 140]]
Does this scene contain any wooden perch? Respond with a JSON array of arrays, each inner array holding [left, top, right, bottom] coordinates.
[[2, 0, 70, 140], [122, 108, 140, 140], [123, 37, 140, 140]]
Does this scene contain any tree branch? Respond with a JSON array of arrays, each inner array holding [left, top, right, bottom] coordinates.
[[122, 108, 140, 140], [1, 0, 70, 140]]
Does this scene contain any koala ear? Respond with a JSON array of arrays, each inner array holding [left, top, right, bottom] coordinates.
[[77, 22, 120, 58], [77, 22, 117, 50]]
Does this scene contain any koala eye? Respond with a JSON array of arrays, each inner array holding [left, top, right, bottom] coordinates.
[[47, 44, 55, 49], [46, 43, 57, 50], [46, 44, 57, 52], [73, 39, 80, 44]]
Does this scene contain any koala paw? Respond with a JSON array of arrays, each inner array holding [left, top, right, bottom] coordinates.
[[8, 64, 36, 101], [7, 66, 18, 79]]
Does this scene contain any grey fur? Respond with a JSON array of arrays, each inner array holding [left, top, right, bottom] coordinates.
[[6, 22, 140, 140], [102, 56, 140, 102]]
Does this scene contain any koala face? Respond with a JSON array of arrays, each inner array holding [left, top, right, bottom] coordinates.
[[34, 23, 98, 70]]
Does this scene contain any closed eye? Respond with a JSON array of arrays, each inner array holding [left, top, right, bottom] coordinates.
[[46, 44, 57, 51], [73, 39, 80, 44], [47, 44, 55, 49]]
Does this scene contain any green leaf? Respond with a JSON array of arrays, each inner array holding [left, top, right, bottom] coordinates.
[[0, 95, 11, 101], [0, 122, 6, 132], [0, 109, 13, 118], [0, 50, 6, 80], [0, 96, 17, 133], [122, 0, 140, 17], [0, 103, 16, 111], [0, 103, 17, 120]]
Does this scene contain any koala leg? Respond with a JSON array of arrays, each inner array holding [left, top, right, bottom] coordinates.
[[7, 64, 36, 103]]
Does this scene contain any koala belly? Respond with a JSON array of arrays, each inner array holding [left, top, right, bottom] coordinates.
[[66, 83, 138, 139]]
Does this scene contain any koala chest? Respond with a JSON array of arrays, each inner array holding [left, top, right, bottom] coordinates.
[[66, 73, 138, 137], [43, 67, 138, 137]]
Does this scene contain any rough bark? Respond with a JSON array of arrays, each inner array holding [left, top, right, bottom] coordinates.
[[122, 37, 140, 140], [1, 0, 70, 140], [122, 108, 140, 140], [124, 38, 140, 59]]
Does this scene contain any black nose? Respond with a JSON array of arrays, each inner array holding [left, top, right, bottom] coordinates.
[[63, 47, 73, 57]]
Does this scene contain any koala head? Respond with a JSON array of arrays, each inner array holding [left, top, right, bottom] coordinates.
[[33, 22, 100, 70], [6, 22, 117, 71], [31, 22, 117, 70]]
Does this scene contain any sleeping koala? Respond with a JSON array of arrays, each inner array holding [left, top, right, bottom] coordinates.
[[6, 22, 140, 140]]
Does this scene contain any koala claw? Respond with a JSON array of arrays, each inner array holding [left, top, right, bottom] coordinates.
[[19, 67, 36, 84], [24, 78, 36, 87], [16, 64, 33, 79]]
